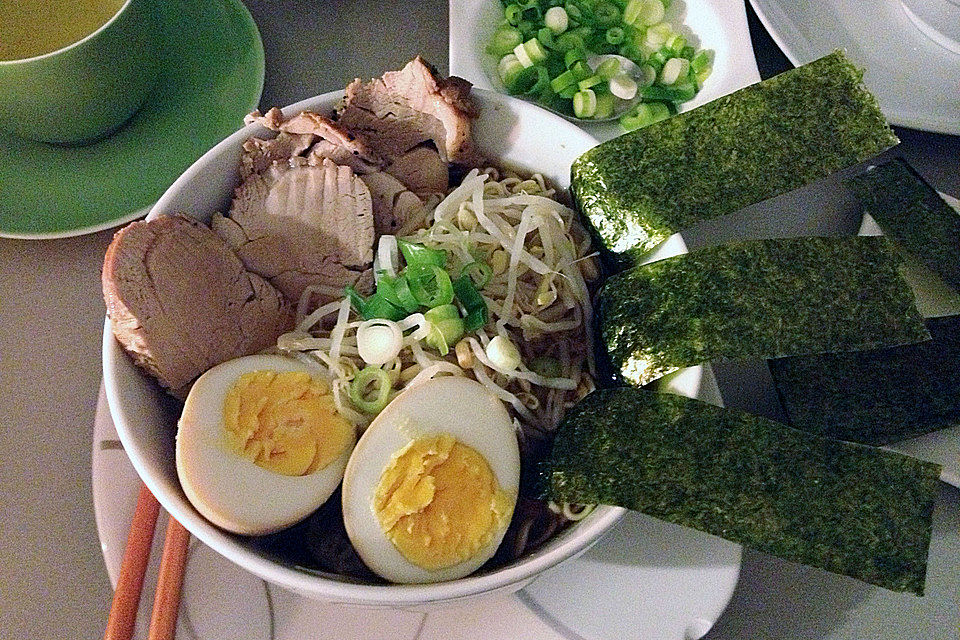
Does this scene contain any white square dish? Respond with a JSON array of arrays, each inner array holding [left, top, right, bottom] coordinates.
[[449, 0, 762, 142]]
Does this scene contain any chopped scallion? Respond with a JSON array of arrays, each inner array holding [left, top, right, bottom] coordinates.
[[545, 5, 569, 34], [573, 88, 598, 118], [609, 73, 638, 99], [619, 101, 670, 130], [349, 366, 392, 414], [660, 57, 690, 85]]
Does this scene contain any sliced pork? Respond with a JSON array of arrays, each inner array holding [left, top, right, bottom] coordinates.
[[337, 56, 481, 166], [240, 132, 314, 180], [103, 214, 294, 393], [360, 171, 426, 235], [244, 108, 385, 176], [213, 158, 375, 304], [385, 145, 449, 196]]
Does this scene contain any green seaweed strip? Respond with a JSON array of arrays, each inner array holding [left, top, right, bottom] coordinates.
[[769, 314, 960, 445], [599, 236, 929, 386], [545, 387, 941, 594], [846, 158, 960, 293], [571, 50, 898, 262]]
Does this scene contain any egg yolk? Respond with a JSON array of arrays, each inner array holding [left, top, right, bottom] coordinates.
[[223, 370, 353, 476], [373, 433, 513, 571]]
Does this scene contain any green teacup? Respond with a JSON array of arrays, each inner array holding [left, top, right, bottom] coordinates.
[[0, 0, 159, 145]]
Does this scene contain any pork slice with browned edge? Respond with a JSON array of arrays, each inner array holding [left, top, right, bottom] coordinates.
[[102, 214, 294, 393], [337, 56, 481, 166]]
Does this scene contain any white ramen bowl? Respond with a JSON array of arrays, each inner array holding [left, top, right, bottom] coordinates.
[[102, 87, 706, 607]]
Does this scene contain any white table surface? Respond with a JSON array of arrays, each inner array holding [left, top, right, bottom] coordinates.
[[1, 1, 958, 638]]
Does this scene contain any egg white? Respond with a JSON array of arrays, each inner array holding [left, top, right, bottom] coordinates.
[[176, 354, 355, 536], [341, 376, 520, 583]]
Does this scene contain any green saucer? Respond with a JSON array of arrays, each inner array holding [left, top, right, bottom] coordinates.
[[0, 0, 264, 239]]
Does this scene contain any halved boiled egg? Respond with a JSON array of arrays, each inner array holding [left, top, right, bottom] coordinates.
[[341, 377, 520, 583], [176, 354, 355, 535]]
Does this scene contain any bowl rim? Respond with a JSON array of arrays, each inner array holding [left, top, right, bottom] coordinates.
[[103, 86, 629, 604]]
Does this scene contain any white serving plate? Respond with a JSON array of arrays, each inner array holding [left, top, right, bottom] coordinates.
[[749, 0, 960, 135]]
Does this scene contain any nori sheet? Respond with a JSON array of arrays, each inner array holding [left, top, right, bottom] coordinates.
[[545, 387, 941, 594], [846, 158, 960, 293], [571, 50, 898, 263], [599, 236, 929, 386], [769, 314, 960, 446]]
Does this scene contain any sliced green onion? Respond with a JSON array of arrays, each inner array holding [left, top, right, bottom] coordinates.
[[517, 19, 537, 37], [425, 303, 460, 322], [577, 74, 603, 91], [345, 285, 367, 315], [545, 5, 569, 34], [523, 37, 548, 63], [593, 1, 621, 28], [513, 40, 535, 67], [594, 92, 617, 119], [570, 60, 593, 80], [452, 275, 489, 332], [638, 64, 657, 87], [605, 26, 625, 44], [609, 73, 638, 99], [619, 101, 671, 130], [537, 27, 556, 49], [406, 264, 454, 308], [680, 45, 696, 60], [424, 305, 465, 355], [618, 43, 645, 64], [691, 49, 712, 73], [625, 0, 664, 26], [488, 25, 524, 56], [377, 275, 419, 313], [563, 1, 583, 23], [569, 25, 594, 40], [573, 89, 598, 118], [397, 238, 446, 268], [643, 21, 671, 48], [558, 84, 579, 99], [459, 261, 493, 289], [486, 335, 522, 371], [660, 57, 691, 85], [349, 366, 392, 414], [375, 275, 403, 309], [363, 295, 407, 321], [374, 234, 399, 280], [696, 65, 712, 87], [550, 68, 579, 92], [595, 57, 621, 79], [393, 275, 420, 313], [356, 318, 403, 365], [521, 4, 542, 23], [504, 3, 523, 25], [344, 286, 406, 321], [508, 64, 549, 94], [554, 31, 586, 52], [640, 81, 696, 102], [564, 47, 587, 68], [498, 53, 525, 87], [665, 33, 686, 54]]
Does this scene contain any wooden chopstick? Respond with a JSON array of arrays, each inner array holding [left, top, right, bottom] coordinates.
[[147, 515, 191, 640], [104, 483, 161, 640], [103, 484, 193, 640]]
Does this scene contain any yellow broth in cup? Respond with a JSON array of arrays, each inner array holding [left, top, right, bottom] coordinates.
[[0, 0, 127, 61]]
